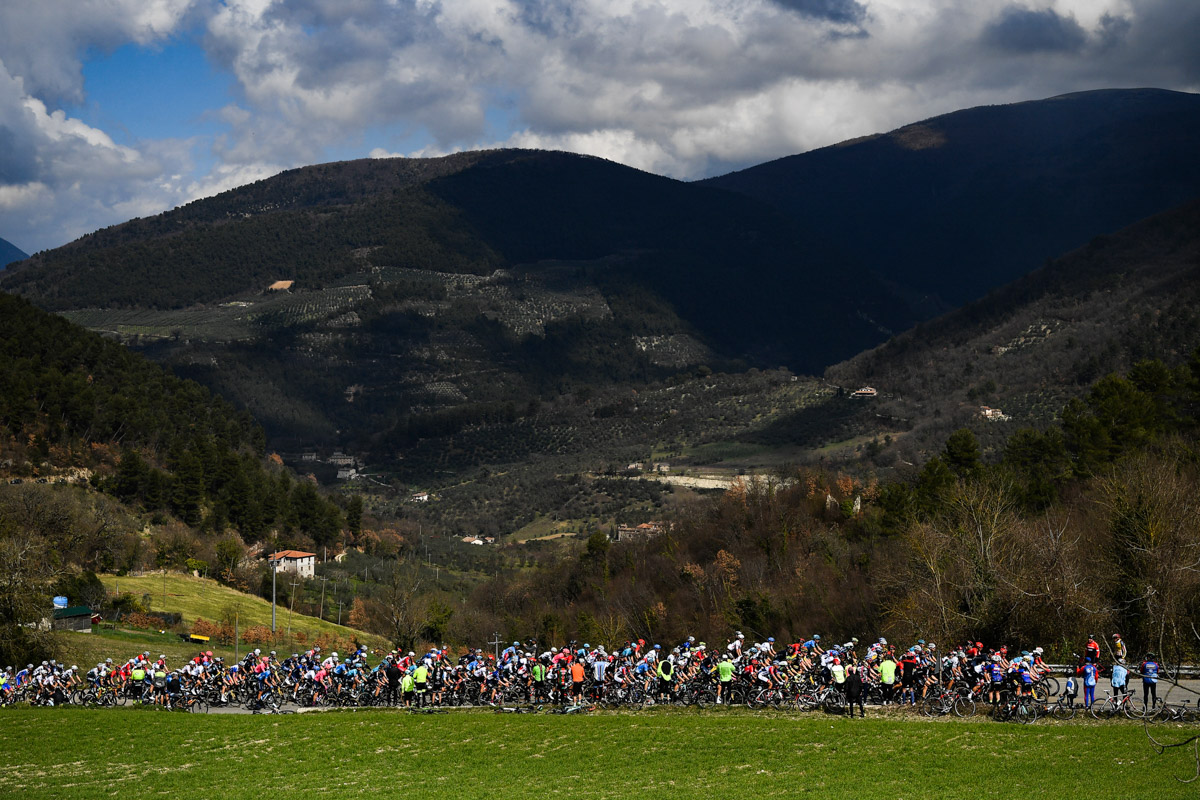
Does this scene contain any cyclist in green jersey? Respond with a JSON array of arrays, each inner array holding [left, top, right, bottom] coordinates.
[[879, 653, 898, 705], [713, 655, 735, 704], [413, 663, 429, 707]]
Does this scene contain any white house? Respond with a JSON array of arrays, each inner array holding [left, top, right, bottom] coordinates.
[[268, 550, 317, 578]]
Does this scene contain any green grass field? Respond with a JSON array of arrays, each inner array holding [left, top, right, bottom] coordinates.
[[0, 707, 1193, 799], [98, 573, 386, 650]]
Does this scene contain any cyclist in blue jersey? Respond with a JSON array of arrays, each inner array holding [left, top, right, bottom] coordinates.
[[1077, 657, 1099, 708], [1140, 652, 1160, 710]]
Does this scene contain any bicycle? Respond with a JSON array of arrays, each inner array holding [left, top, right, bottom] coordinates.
[[1088, 689, 1144, 720]]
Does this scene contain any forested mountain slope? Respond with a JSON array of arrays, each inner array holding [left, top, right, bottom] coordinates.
[[0, 292, 343, 550], [705, 88, 1200, 313], [0, 149, 906, 372], [823, 197, 1200, 468]]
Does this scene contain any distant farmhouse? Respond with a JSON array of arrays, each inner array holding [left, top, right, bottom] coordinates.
[[980, 405, 1011, 421], [268, 280, 294, 291], [850, 386, 878, 398], [268, 550, 317, 578], [613, 521, 665, 542]]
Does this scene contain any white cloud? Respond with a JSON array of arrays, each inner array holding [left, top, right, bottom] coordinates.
[[2, 0, 1200, 252]]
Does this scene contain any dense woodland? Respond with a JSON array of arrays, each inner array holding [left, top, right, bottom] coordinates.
[[0, 293, 349, 665], [407, 353, 1200, 663]]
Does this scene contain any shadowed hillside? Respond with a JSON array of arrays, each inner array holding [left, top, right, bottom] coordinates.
[[705, 88, 1200, 313]]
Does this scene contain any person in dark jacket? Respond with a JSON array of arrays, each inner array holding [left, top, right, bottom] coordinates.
[[844, 664, 866, 717], [384, 659, 403, 706]]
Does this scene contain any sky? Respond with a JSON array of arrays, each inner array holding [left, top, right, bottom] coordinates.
[[1, 0, 1198, 255]]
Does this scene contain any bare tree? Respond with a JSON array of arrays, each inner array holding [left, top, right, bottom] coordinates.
[[376, 559, 425, 650]]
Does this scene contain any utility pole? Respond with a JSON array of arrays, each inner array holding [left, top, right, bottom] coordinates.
[[318, 575, 329, 620], [489, 631, 502, 661], [286, 576, 301, 640], [271, 558, 278, 633]]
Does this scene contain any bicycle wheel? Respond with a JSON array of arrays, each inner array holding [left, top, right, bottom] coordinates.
[[188, 698, 209, 714], [1124, 697, 1151, 720], [953, 696, 977, 718], [1051, 702, 1076, 721], [1089, 699, 1113, 720], [1041, 676, 1060, 695]]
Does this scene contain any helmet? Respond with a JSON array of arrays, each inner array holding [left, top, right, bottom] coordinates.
[[332, 652, 338, 658], [654, 644, 661, 650], [833, 658, 840, 665], [1112, 633, 1121, 638], [992, 654, 1001, 662], [768, 637, 775, 643], [1034, 647, 1043, 654], [513, 642, 519, 646], [231, 665, 239, 673], [206, 651, 213, 657], [254, 649, 261, 656], [813, 635, 821, 640]]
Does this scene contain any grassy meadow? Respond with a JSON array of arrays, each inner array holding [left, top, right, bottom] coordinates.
[[98, 573, 387, 649], [0, 707, 1194, 799]]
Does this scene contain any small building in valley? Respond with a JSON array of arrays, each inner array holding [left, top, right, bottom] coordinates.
[[851, 387, 878, 398], [614, 522, 665, 542], [980, 406, 1011, 421], [268, 550, 317, 578]]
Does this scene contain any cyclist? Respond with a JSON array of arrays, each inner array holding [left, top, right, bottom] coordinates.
[[1110, 658, 1128, 698], [1111, 633, 1127, 662], [1140, 652, 1160, 710], [713, 654, 735, 705], [986, 654, 1005, 706], [1077, 657, 1099, 709], [878, 651, 898, 705], [655, 654, 675, 703]]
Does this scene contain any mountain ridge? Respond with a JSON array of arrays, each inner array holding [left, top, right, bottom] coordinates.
[[0, 236, 27, 269], [704, 87, 1200, 312]]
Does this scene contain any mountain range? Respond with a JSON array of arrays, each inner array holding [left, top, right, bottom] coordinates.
[[2, 87, 1199, 493], [706, 88, 1200, 314], [0, 237, 27, 269]]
